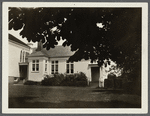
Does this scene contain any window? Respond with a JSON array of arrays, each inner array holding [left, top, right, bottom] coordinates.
[[45, 60, 47, 72], [23, 52, 25, 62], [66, 61, 74, 74], [51, 60, 58, 74], [20, 50, 22, 62], [32, 60, 39, 72], [25, 52, 29, 62]]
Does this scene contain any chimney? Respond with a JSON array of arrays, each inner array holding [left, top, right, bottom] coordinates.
[[36, 40, 43, 51]]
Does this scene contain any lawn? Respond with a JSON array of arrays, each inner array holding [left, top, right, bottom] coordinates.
[[9, 84, 141, 108]]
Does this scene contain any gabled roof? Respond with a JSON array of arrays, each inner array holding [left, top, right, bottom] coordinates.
[[9, 34, 30, 48], [27, 50, 49, 57], [43, 46, 74, 58], [28, 46, 75, 58]]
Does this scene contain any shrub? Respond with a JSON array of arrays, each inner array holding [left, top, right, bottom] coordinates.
[[117, 73, 141, 95], [75, 72, 87, 81], [60, 72, 88, 86], [41, 73, 65, 86], [41, 77, 53, 86], [43, 74, 54, 79], [104, 79, 115, 88], [114, 79, 122, 89], [41, 72, 88, 87], [53, 73, 66, 85], [104, 78, 123, 89], [107, 73, 116, 79]]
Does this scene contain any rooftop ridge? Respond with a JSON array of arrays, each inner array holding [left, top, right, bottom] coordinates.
[[28, 45, 75, 58]]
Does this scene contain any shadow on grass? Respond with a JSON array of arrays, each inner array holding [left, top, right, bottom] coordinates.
[[92, 89, 126, 95], [9, 97, 141, 108]]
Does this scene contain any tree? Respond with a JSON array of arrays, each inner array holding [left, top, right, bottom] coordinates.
[[9, 7, 141, 74]]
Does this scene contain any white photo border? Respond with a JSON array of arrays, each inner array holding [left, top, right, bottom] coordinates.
[[2, 2, 148, 114]]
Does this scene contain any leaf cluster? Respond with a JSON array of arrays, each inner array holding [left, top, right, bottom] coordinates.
[[9, 8, 141, 73]]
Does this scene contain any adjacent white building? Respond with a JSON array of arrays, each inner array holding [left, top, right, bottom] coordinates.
[[9, 34, 31, 83]]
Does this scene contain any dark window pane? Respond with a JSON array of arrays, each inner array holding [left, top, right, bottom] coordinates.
[[36, 64, 39, 71], [36, 68, 39, 71], [67, 64, 69, 69], [52, 65, 54, 70], [51, 71, 54, 74], [55, 65, 58, 70], [71, 64, 74, 69], [32, 64, 35, 71], [52, 61, 54, 64], [36, 60, 39, 63], [55, 61, 58, 63], [45, 64, 47, 71], [20, 51, 22, 62], [23, 52, 24, 62], [71, 69, 74, 73], [45, 60, 47, 63], [67, 69, 69, 73], [33, 64, 35, 68], [33, 60, 35, 63], [36, 64, 39, 68]]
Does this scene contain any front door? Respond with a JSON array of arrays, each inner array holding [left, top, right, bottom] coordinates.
[[19, 65, 28, 80], [91, 67, 100, 82]]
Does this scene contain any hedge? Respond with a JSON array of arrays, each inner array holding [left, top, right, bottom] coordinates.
[[41, 72, 88, 86]]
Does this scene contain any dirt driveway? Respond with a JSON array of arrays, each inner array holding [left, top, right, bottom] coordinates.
[[9, 84, 141, 108]]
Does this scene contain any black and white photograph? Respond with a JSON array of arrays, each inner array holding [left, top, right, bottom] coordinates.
[[2, 2, 148, 114]]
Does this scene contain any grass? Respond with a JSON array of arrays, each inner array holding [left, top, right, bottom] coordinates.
[[9, 84, 141, 108]]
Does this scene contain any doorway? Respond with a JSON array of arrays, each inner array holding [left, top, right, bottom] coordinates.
[[19, 65, 28, 80], [91, 67, 100, 82]]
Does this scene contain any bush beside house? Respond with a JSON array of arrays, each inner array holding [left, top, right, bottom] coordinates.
[[41, 73, 65, 86], [104, 73, 141, 96], [104, 73, 130, 89], [41, 72, 88, 87]]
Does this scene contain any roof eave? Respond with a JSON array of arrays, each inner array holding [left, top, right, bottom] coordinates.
[[27, 55, 49, 58]]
